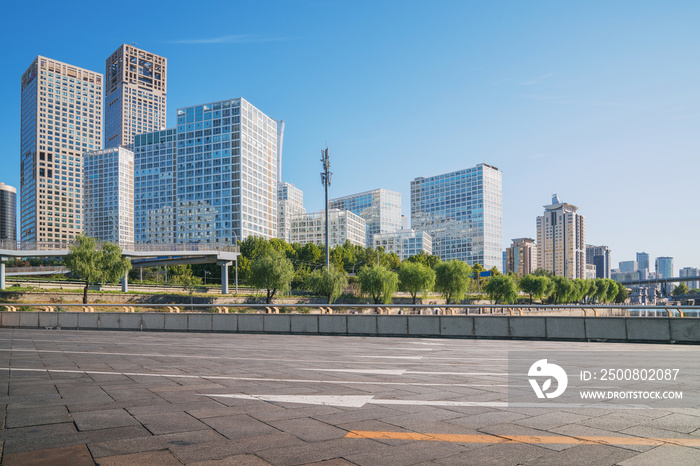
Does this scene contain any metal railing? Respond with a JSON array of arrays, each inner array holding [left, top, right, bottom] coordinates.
[[0, 303, 697, 317], [0, 240, 238, 253]]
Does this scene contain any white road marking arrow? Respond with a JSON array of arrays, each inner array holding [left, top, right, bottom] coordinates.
[[201, 394, 508, 408], [200, 394, 648, 410]]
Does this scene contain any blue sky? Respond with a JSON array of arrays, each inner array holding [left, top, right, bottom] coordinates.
[[1, 1, 699, 272]]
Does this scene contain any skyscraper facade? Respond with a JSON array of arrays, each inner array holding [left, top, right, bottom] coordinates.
[[0, 183, 17, 242], [20, 56, 102, 243], [536, 195, 586, 279], [505, 237, 538, 277], [619, 261, 637, 273], [175, 98, 278, 243], [372, 230, 432, 260], [105, 44, 167, 149], [82, 147, 134, 245], [330, 188, 401, 247], [679, 267, 700, 290], [655, 257, 674, 279], [133, 128, 177, 244], [410, 164, 502, 269], [636, 252, 650, 274], [277, 182, 304, 243], [290, 210, 365, 248], [586, 244, 611, 279]]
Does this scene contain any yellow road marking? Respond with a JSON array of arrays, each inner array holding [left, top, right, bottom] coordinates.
[[345, 431, 700, 447]]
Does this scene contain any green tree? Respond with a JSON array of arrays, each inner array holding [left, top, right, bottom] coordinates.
[[357, 265, 398, 304], [307, 265, 348, 304], [405, 251, 441, 269], [550, 276, 573, 303], [489, 266, 502, 277], [471, 263, 485, 291], [398, 262, 436, 304], [170, 265, 202, 310], [533, 268, 554, 278], [615, 284, 630, 303], [483, 274, 518, 304], [249, 249, 294, 304], [238, 235, 272, 260], [434, 260, 472, 304], [518, 274, 549, 304], [672, 283, 690, 296], [64, 236, 132, 304], [593, 278, 609, 303], [605, 280, 619, 303], [297, 242, 323, 266]]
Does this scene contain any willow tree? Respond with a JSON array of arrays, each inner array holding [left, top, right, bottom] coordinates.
[[64, 236, 132, 304]]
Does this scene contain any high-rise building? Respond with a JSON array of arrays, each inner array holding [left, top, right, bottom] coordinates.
[[410, 164, 502, 269], [133, 128, 177, 244], [536, 194, 586, 279], [0, 183, 17, 242], [330, 188, 401, 247], [636, 252, 650, 274], [276, 120, 285, 181], [277, 182, 305, 244], [83, 148, 134, 245], [679, 267, 700, 290], [105, 44, 167, 149], [505, 238, 538, 277], [655, 257, 674, 279], [290, 209, 366, 248], [619, 261, 637, 273], [586, 244, 611, 279], [373, 230, 432, 260], [176, 98, 278, 243], [20, 56, 103, 243]]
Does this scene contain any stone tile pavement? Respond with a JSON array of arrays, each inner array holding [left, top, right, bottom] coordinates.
[[0, 329, 698, 465]]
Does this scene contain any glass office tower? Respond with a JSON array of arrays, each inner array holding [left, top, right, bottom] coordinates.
[[410, 164, 503, 269], [175, 98, 278, 243], [330, 188, 401, 247]]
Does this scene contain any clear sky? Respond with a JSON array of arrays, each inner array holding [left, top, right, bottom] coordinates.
[[1, 1, 698, 273]]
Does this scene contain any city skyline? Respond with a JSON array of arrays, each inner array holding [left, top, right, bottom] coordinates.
[[1, 1, 699, 269]]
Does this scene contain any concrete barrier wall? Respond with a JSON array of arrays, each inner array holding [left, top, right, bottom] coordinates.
[[0, 312, 697, 343]]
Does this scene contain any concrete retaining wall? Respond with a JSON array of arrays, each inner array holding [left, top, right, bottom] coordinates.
[[0, 312, 697, 344]]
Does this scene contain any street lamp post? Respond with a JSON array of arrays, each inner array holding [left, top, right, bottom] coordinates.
[[203, 270, 210, 285], [320, 148, 332, 270]]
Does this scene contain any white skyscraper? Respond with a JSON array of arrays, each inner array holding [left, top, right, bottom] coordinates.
[[133, 128, 177, 244], [277, 182, 304, 243], [410, 164, 502, 269], [330, 188, 402, 247], [290, 210, 366, 248], [536, 195, 586, 279], [20, 56, 103, 243], [83, 147, 134, 245], [176, 98, 278, 243]]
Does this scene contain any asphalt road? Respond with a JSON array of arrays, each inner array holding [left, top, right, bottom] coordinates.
[[0, 329, 698, 465]]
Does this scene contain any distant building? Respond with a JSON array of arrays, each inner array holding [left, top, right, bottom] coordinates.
[[82, 147, 134, 245], [636, 252, 650, 275], [277, 182, 305, 243], [585, 264, 597, 280], [619, 261, 637, 273], [586, 244, 611, 279], [505, 238, 538, 277], [133, 128, 177, 244], [373, 230, 432, 261], [290, 210, 366, 248], [611, 269, 643, 283], [411, 164, 502, 269], [536, 195, 586, 279], [679, 267, 700, 290], [655, 257, 674, 279], [0, 183, 17, 242], [105, 44, 167, 149], [330, 188, 401, 247]]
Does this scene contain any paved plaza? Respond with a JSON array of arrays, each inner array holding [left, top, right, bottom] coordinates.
[[0, 329, 698, 465]]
